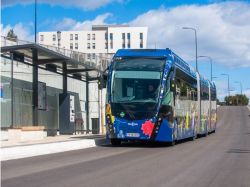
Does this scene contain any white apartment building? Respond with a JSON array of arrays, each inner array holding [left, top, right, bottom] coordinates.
[[38, 25, 148, 58]]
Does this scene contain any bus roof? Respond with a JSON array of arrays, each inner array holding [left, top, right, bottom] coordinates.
[[114, 49, 211, 86], [114, 49, 172, 58]]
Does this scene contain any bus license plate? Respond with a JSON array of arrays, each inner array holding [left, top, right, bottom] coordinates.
[[126, 133, 140, 137]]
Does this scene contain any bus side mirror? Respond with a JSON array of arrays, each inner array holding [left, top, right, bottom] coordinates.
[[170, 79, 175, 92], [103, 74, 107, 88], [98, 75, 107, 89], [159, 105, 174, 123]]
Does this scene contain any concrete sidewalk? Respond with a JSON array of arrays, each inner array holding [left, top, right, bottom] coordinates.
[[1, 134, 108, 161]]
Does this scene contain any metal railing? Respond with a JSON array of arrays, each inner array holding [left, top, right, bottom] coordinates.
[[1, 36, 111, 72]]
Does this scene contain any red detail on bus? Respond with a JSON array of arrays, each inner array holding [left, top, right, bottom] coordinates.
[[141, 120, 154, 136]]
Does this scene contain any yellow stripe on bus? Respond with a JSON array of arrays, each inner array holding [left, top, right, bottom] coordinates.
[[186, 112, 189, 129]]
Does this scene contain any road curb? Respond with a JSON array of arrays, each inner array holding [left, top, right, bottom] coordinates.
[[1, 138, 108, 161]]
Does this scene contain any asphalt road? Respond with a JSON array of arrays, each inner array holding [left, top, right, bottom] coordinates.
[[2, 106, 250, 187]]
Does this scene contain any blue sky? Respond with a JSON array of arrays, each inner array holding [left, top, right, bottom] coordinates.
[[1, 0, 250, 100], [1, 0, 225, 30]]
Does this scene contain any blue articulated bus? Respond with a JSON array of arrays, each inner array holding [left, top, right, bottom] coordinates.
[[105, 49, 217, 146]]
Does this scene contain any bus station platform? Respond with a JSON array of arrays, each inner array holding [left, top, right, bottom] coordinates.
[[1, 134, 107, 161]]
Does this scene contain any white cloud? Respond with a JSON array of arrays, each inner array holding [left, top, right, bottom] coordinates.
[[0, 12, 112, 43], [0, 22, 34, 41], [52, 13, 112, 31], [2, 0, 124, 10], [53, 18, 77, 31], [129, 2, 250, 68]]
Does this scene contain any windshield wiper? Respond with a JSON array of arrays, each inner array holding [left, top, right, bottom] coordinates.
[[118, 99, 157, 103]]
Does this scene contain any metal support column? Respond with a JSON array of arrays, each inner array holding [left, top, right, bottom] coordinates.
[[32, 48, 38, 126], [10, 53, 14, 128], [98, 81, 101, 134], [86, 73, 89, 134], [62, 62, 67, 94]]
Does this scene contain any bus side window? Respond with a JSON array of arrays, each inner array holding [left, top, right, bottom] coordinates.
[[192, 89, 197, 101], [179, 80, 188, 100], [175, 79, 181, 97], [162, 71, 174, 105], [201, 85, 209, 100]]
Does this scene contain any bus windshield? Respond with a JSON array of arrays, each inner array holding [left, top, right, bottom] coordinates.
[[112, 71, 161, 103], [111, 58, 165, 104]]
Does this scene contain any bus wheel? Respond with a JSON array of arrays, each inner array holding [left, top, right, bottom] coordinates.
[[192, 134, 197, 141], [205, 131, 208, 137], [111, 139, 121, 146], [169, 141, 175, 146]]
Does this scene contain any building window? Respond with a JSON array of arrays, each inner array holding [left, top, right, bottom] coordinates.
[[75, 34, 78, 40], [122, 33, 125, 49], [40, 35, 44, 42], [70, 34, 73, 40], [87, 54, 91, 59], [57, 31, 61, 42], [127, 33, 131, 48], [53, 34, 56, 41], [75, 43, 78, 50], [87, 43, 90, 49], [140, 33, 143, 49], [92, 53, 96, 59], [105, 42, 108, 49], [110, 42, 113, 49], [110, 33, 113, 40], [87, 34, 90, 40], [92, 43, 96, 49], [105, 33, 108, 40], [140, 33, 143, 39], [70, 43, 73, 50], [92, 34, 95, 40], [127, 33, 130, 40]]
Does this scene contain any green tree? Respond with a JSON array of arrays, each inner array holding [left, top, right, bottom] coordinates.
[[224, 94, 249, 106], [7, 29, 18, 42]]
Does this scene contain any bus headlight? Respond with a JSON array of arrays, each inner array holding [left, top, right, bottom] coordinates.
[[106, 115, 111, 124]]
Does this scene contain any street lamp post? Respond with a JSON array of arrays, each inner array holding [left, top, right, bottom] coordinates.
[[34, 0, 37, 43], [234, 81, 242, 95], [198, 55, 213, 82], [183, 27, 198, 72]]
